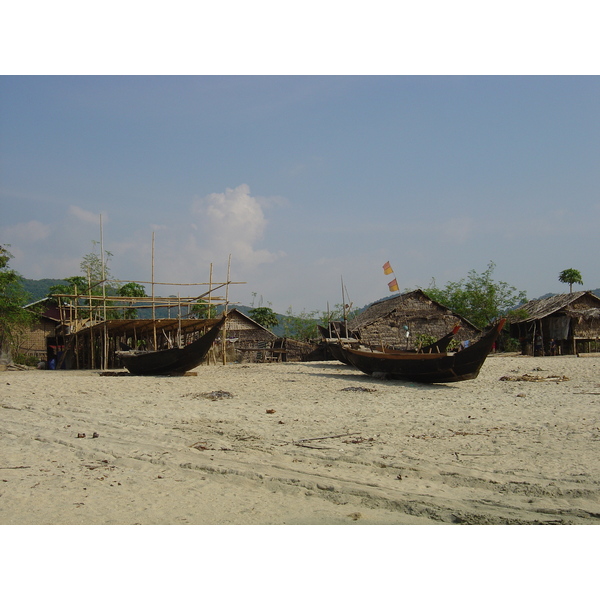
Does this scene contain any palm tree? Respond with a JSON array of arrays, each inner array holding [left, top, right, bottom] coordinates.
[[558, 268, 583, 293]]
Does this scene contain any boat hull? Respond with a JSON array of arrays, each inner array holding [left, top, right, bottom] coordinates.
[[117, 317, 224, 375], [342, 320, 504, 383]]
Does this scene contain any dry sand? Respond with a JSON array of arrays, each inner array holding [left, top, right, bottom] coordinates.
[[1, 354, 599, 525]]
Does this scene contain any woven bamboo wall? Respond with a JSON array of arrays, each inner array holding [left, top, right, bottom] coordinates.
[[16, 320, 55, 358]]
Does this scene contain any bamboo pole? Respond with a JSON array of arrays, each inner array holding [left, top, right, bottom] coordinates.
[[177, 292, 182, 348], [88, 268, 94, 369], [74, 285, 80, 369], [152, 231, 157, 351], [100, 214, 108, 369], [222, 256, 231, 365], [207, 263, 214, 364]]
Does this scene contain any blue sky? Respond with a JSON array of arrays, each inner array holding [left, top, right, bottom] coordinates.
[[1, 75, 599, 313]]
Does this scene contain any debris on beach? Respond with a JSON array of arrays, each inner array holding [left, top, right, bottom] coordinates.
[[342, 436, 375, 444], [499, 373, 570, 382], [99, 371, 131, 377], [340, 386, 376, 393], [290, 432, 361, 449], [190, 441, 210, 451], [202, 390, 234, 400], [184, 390, 234, 400]]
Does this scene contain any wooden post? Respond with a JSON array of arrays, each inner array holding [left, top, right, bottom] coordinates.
[[222, 255, 231, 365], [88, 268, 94, 369], [74, 285, 80, 369], [100, 213, 108, 370], [207, 263, 215, 365], [152, 231, 157, 351], [177, 292, 182, 348]]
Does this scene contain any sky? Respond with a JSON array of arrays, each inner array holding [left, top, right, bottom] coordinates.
[[1, 7, 599, 316]]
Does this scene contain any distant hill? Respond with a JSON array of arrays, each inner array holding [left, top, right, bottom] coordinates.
[[20, 278, 68, 303], [529, 289, 600, 301]]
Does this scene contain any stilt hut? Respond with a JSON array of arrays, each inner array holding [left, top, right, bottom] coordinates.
[[509, 291, 600, 355]]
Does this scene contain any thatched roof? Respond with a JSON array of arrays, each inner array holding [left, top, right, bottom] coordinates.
[[225, 308, 277, 338], [348, 289, 479, 332], [512, 291, 600, 323]]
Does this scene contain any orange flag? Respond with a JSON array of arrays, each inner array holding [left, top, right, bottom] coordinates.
[[383, 261, 393, 275], [388, 278, 399, 292]]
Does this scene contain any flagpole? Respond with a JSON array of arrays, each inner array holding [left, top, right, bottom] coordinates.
[[383, 261, 399, 293]]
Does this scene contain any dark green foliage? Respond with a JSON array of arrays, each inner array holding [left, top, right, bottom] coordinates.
[[20, 278, 68, 302], [280, 304, 359, 341], [0, 245, 37, 350], [281, 308, 320, 340], [424, 262, 527, 329], [189, 299, 217, 319], [117, 282, 147, 318], [248, 306, 279, 329], [558, 268, 583, 293]]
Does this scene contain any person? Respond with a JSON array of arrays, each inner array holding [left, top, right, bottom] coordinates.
[[534, 333, 543, 356], [519, 336, 527, 355], [550, 338, 557, 356]]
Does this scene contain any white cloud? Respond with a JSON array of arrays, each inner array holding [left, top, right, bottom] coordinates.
[[190, 184, 281, 268], [0, 220, 51, 243], [68, 205, 107, 225]]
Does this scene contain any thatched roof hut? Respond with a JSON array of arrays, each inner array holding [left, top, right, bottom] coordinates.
[[224, 308, 278, 362], [347, 289, 480, 350], [509, 291, 600, 355]]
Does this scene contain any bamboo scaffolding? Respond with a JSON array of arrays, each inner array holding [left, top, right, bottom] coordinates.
[[54, 281, 243, 369], [55, 222, 243, 369]]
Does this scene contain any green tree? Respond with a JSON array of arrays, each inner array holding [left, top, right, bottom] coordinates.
[[249, 306, 279, 329], [280, 304, 361, 340], [118, 282, 147, 318], [188, 299, 217, 319], [424, 261, 527, 329], [0, 245, 36, 355], [558, 268, 583, 293], [48, 276, 91, 300], [281, 307, 320, 340], [47, 244, 149, 321], [81, 242, 113, 288]]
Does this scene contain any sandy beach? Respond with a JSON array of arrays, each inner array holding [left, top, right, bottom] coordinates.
[[1, 354, 599, 525]]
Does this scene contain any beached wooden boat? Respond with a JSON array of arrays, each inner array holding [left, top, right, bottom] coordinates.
[[317, 321, 360, 364], [340, 320, 504, 383], [116, 316, 225, 375], [326, 324, 461, 364], [372, 324, 462, 355]]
